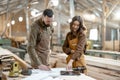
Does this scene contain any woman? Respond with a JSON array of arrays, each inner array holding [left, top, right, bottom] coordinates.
[[62, 16, 87, 74]]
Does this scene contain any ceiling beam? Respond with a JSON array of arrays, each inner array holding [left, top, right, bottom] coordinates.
[[0, 1, 27, 15], [82, 0, 102, 13], [106, 0, 120, 18]]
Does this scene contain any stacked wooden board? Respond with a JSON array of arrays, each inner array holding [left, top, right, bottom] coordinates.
[[0, 47, 31, 69]]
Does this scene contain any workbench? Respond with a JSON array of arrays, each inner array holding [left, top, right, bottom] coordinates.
[[2, 68, 96, 80]]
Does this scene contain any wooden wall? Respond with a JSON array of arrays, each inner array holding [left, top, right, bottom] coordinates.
[[10, 10, 27, 37], [0, 9, 27, 42], [105, 40, 120, 51], [0, 14, 6, 35]]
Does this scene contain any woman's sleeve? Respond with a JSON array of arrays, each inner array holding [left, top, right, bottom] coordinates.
[[27, 24, 42, 66], [62, 33, 71, 55]]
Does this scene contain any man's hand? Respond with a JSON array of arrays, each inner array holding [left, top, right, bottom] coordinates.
[[66, 59, 74, 71], [38, 64, 51, 71]]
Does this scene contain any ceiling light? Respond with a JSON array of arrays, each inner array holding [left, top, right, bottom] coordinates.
[[18, 16, 23, 22], [7, 23, 10, 27], [31, 9, 40, 17], [50, 0, 59, 6], [52, 21, 57, 26], [68, 18, 72, 23], [11, 20, 15, 25], [113, 9, 120, 20], [83, 13, 96, 21]]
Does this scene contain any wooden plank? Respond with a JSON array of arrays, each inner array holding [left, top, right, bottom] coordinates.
[[2, 46, 25, 53], [87, 65, 120, 80], [85, 56, 120, 71], [86, 49, 120, 59], [86, 49, 120, 55], [105, 40, 119, 51], [0, 47, 31, 69]]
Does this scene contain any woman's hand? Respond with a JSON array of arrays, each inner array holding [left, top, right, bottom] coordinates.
[[71, 50, 75, 54], [38, 64, 51, 71], [66, 59, 74, 71]]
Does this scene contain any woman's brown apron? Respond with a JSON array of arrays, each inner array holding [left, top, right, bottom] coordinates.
[[66, 38, 87, 74]]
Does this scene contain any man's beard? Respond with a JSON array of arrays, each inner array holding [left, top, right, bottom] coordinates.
[[46, 24, 50, 27], [43, 21, 50, 27]]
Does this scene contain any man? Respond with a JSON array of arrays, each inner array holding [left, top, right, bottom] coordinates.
[[27, 9, 54, 70]]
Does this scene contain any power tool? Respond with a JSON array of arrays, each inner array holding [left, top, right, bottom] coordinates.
[[9, 61, 20, 77], [60, 66, 86, 75], [73, 66, 86, 73]]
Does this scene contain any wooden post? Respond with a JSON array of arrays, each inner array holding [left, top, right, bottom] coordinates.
[[101, 0, 107, 50], [45, 0, 49, 9], [25, 0, 29, 36], [55, 0, 61, 44], [118, 28, 120, 52]]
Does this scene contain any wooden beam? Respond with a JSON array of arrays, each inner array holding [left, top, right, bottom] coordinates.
[[83, 7, 96, 13], [106, 1, 119, 18], [45, 0, 49, 9], [0, 47, 31, 69], [83, 0, 101, 13], [25, 0, 29, 36], [101, 0, 107, 50]]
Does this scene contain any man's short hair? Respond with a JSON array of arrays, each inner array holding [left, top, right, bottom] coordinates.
[[43, 9, 54, 17]]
